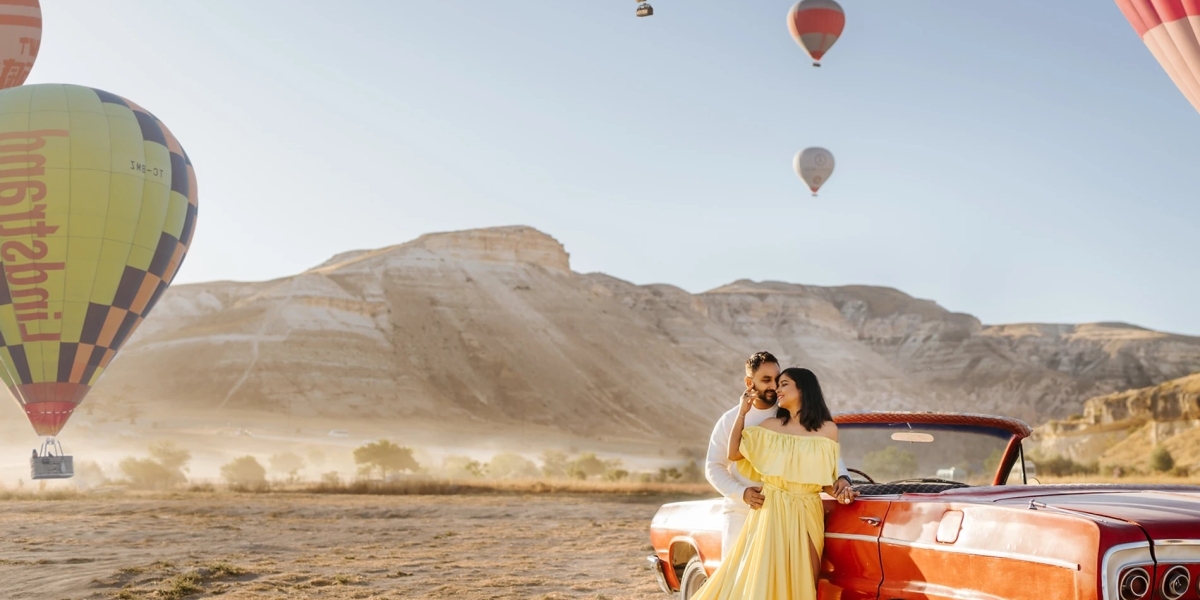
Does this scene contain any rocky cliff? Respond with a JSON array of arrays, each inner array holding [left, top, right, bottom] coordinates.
[[1029, 373, 1200, 469], [72, 225, 1200, 445]]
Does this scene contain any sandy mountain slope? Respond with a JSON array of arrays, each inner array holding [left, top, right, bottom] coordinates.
[[70, 226, 1200, 445]]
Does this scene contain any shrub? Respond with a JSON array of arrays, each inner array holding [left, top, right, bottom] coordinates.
[[1151, 446, 1175, 473], [269, 452, 305, 483], [540, 450, 569, 478], [442, 455, 485, 479], [118, 441, 192, 489], [1036, 455, 1099, 477], [862, 447, 919, 481], [565, 453, 607, 480], [487, 452, 539, 479], [120, 457, 177, 490], [353, 440, 419, 480], [221, 456, 267, 489]]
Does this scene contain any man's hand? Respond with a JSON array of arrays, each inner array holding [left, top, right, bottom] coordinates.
[[742, 486, 765, 509], [833, 476, 856, 505]]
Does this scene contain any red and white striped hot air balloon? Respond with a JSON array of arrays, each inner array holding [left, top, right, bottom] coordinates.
[[1115, 0, 1200, 115], [787, 0, 845, 67]]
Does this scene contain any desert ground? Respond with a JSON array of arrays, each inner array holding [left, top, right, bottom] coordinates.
[[0, 490, 700, 600]]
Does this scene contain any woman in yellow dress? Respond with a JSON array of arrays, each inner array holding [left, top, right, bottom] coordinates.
[[691, 367, 843, 600]]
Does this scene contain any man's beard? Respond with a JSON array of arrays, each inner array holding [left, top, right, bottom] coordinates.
[[757, 388, 778, 406]]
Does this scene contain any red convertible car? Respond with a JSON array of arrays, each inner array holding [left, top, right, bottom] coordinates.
[[648, 411, 1200, 600]]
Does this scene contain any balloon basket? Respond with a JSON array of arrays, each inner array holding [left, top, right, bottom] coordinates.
[[812, 62, 821, 68], [31, 438, 73, 480]]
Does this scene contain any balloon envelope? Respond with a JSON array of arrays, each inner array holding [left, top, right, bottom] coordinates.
[[0, 0, 40, 89], [0, 84, 198, 436], [1115, 0, 1200, 115], [788, 0, 844, 65], [794, 148, 835, 193]]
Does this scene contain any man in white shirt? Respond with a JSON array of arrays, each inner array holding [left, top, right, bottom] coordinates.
[[704, 351, 856, 559]]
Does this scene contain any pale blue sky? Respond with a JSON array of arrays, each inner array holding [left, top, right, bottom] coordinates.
[[31, 1, 1200, 334]]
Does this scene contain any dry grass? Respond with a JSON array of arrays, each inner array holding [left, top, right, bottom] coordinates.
[[301, 477, 714, 497], [1039, 474, 1200, 485]]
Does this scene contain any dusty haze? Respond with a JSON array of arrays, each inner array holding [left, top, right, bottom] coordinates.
[[1, 225, 1198, 486]]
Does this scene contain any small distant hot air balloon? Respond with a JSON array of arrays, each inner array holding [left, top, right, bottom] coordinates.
[[0, 84, 197, 477], [794, 148, 835, 196], [788, 0, 844, 67], [1114, 0, 1200, 116], [0, 0, 40, 89]]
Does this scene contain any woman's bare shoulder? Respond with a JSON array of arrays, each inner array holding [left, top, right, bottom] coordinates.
[[817, 420, 838, 441], [757, 418, 786, 432]]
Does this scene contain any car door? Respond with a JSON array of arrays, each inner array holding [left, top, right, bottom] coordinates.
[[820, 495, 892, 600]]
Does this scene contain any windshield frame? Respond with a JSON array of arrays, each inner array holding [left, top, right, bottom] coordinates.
[[833, 411, 1031, 486]]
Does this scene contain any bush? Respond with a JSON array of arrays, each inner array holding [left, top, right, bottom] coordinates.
[[1151, 446, 1175, 473], [540, 450, 569, 478], [269, 452, 305, 483], [487, 452, 539, 479], [120, 457, 177, 490], [149, 441, 191, 475], [321, 471, 341, 486], [353, 440, 419, 480], [442, 455, 485, 479], [118, 441, 192, 489], [565, 453, 608, 480], [1170, 465, 1190, 478], [862, 447, 919, 481], [221, 456, 267, 489], [1036, 455, 1099, 477]]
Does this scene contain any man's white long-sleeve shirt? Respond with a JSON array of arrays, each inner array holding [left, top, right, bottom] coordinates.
[[704, 404, 852, 513]]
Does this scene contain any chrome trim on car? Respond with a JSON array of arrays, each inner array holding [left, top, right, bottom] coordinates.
[[646, 555, 671, 595], [1118, 567, 1149, 600], [879, 537, 1081, 570], [1102, 542, 1153, 600], [825, 532, 879, 543], [1161, 565, 1189, 600]]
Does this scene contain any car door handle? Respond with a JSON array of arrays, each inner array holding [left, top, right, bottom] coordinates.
[[859, 517, 881, 527]]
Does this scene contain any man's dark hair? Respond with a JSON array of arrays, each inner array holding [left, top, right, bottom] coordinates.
[[745, 351, 779, 376], [776, 367, 834, 431]]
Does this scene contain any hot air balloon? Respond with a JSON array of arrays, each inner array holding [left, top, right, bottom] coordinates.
[[794, 148, 835, 196], [788, 0, 844, 67], [0, 0, 40, 89], [0, 84, 197, 477], [1114, 0, 1200, 115]]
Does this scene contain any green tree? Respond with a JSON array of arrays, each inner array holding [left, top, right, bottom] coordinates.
[[220, 456, 267, 489], [1151, 446, 1175, 473], [443, 455, 486, 479], [862, 447, 918, 481], [680, 460, 704, 484], [353, 440, 419, 480], [487, 452, 539, 479], [566, 453, 607, 480], [540, 450, 569, 478]]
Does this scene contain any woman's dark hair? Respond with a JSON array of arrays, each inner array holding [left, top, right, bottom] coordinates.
[[776, 367, 833, 431]]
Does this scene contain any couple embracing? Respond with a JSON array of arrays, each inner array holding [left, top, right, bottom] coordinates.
[[696, 351, 857, 600]]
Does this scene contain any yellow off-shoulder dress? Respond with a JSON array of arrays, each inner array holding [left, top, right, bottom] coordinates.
[[691, 425, 840, 600]]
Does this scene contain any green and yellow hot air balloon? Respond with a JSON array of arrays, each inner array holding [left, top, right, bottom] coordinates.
[[0, 83, 197, 438]]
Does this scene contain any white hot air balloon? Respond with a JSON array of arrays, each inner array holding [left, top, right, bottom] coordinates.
[[794, 148, 835, 196]]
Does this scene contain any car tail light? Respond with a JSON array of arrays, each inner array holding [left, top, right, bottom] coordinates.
[[1119, 567, 1150, 600], [1162, 565, 1190, 600]]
